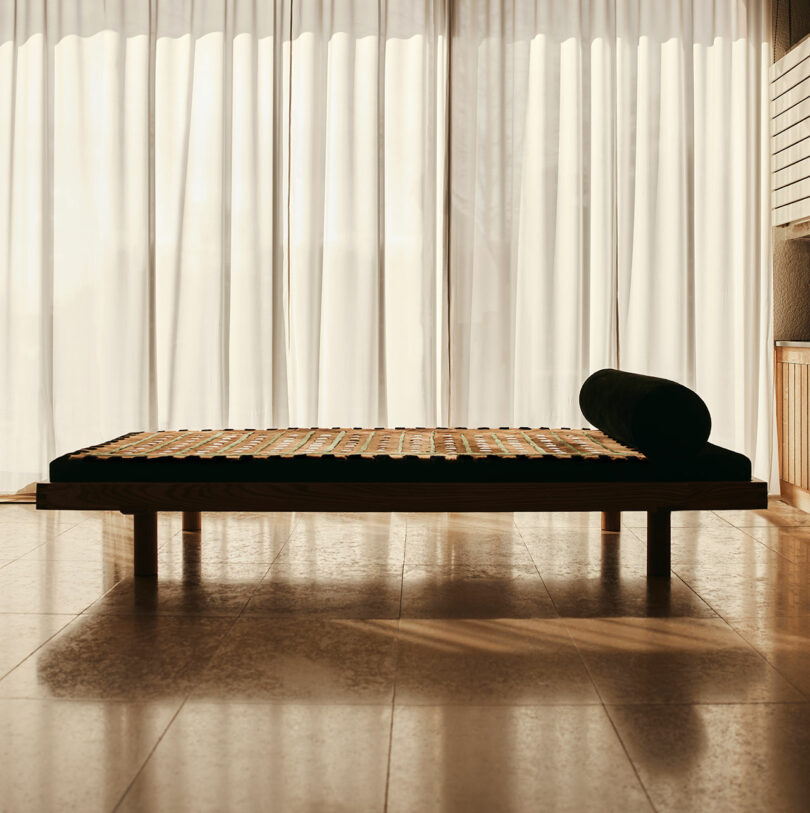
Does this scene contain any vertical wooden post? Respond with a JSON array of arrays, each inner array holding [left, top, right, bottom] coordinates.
[[647, 509, 671, 577], [182, 511, 202, 532], [601, 511, 621, 532], [134, 511, 158, 577]]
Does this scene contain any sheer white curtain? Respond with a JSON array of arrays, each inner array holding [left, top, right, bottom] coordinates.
[[450, 0, 618, 427], [0, 0, 772, 490], [449, 0, 772, 477]]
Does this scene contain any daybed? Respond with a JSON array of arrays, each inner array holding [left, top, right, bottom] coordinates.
[[35, 370, 767, 578]]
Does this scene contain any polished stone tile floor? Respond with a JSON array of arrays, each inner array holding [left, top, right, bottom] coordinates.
[[1, 500, 810, 811]]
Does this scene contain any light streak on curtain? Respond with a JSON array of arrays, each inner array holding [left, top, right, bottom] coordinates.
[[0, 0, 772, 490]]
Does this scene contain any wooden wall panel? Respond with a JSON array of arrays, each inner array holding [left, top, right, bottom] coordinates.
[[771, 36, 810, 226], [776, 345, 810, 507]]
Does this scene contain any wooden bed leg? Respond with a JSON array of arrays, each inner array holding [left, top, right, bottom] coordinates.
[[601, 511, 621, 532], [133, 512, 158, 577], [647, 509, 671, 577], [182, 511, 201, 532]]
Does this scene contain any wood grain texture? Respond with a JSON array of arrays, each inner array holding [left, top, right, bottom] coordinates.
[[776, 352, 784, 483], [36, 479, 767, 514], [647, 510, 672, 577], [601, 511, 621, 532], [775, 345, 810, 509], [182, 511, 201, 532], [133, 512, 157, 577], [780, 480, 810, 513]]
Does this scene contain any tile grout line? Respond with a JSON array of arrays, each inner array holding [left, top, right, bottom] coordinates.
[[601, 704, 660, 813], [511, 516, 561, 617], [114, 512, 279, 810], [383, 522, 408, 811], [560, 619, 658, 812], [112, 694, 190, 812], [112, 606, 246, 810]]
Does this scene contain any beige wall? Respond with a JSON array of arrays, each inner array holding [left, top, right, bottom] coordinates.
[[774, 0, 810, 340]]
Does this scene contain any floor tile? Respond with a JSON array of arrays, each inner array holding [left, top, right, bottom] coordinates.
[[621, 510, 732, 529], [0, 518, 73, 560], [161, 513, 293, 565], [118, 702, 391, 813], [0, 614, 233, 701], [565, 618, 803, 704], [669, 526, 793, 571], [88, 560, 269, 617], [730, 615, 810, 697], [608, 703, 810, 812], [0, 505, 88, 530], [401, 563, 556, 618], [404, 522, 532, 566], [0, 558, 125, 614], [119, 702, 391, 813], [17, 513, 134, 565], [743, 525, 810, 565], [542, 571, 715, 618], [0, 614, 76, 680], [513, 511, 602, 530], [387, 705, 651, 813], [395, 619, 599, 705], [675, 562, 810, 621], [411, 512, 518, 535], [192, 617, 398, 704], [715, 498, 810, 528], [244, 562, 403, 618], [522, 529, 715, 617], [0, 698, 178, 813], [277, 511, 406, 565]]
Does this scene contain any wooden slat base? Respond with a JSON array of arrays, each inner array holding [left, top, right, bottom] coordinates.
[[37, 479, 767, 580]]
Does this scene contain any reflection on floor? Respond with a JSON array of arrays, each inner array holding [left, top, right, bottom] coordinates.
[[1, 500, 810, 811]]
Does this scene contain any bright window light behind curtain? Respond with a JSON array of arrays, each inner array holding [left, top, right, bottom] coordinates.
[[0, 0, 772, 490]]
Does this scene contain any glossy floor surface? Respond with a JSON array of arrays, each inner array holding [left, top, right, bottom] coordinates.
[[1, 500, 810, 811]]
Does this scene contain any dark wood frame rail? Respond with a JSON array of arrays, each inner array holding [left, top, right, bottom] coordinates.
[[36, 478, 767, 578]]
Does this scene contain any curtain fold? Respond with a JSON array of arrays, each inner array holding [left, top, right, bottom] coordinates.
[[0, 0, 773, 490], [449, 0, 618, 428]]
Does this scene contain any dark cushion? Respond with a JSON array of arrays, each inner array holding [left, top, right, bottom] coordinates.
[[579, 369, 712, 459]]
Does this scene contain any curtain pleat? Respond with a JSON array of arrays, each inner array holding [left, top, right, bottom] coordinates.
[[0, 0, 773, 490]]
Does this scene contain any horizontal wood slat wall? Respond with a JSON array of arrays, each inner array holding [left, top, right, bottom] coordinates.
[[771, 36, 810, 226], [776, 344, 810, 511]]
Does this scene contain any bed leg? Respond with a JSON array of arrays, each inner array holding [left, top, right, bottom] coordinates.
[[133, 512, 158, 577], [601, 511, 621, 532], [647, 509, 671, 577], [182, 511, 201, 532]]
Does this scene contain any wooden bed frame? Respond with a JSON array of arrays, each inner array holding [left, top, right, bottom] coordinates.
[[36, 478, 767, 578]]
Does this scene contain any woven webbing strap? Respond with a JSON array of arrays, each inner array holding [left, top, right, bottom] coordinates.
[[68, 428, 643, 461]]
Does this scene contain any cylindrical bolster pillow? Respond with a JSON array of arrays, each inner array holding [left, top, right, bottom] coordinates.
[[579, 369, 711, 459]]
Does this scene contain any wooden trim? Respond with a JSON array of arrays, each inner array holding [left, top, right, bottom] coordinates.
[[779, 480, 810, 513], [775, 344, 810, 509], [776, 346, 810, 364], [36, 479, 767, 514], [776, 349, 784, 482]]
